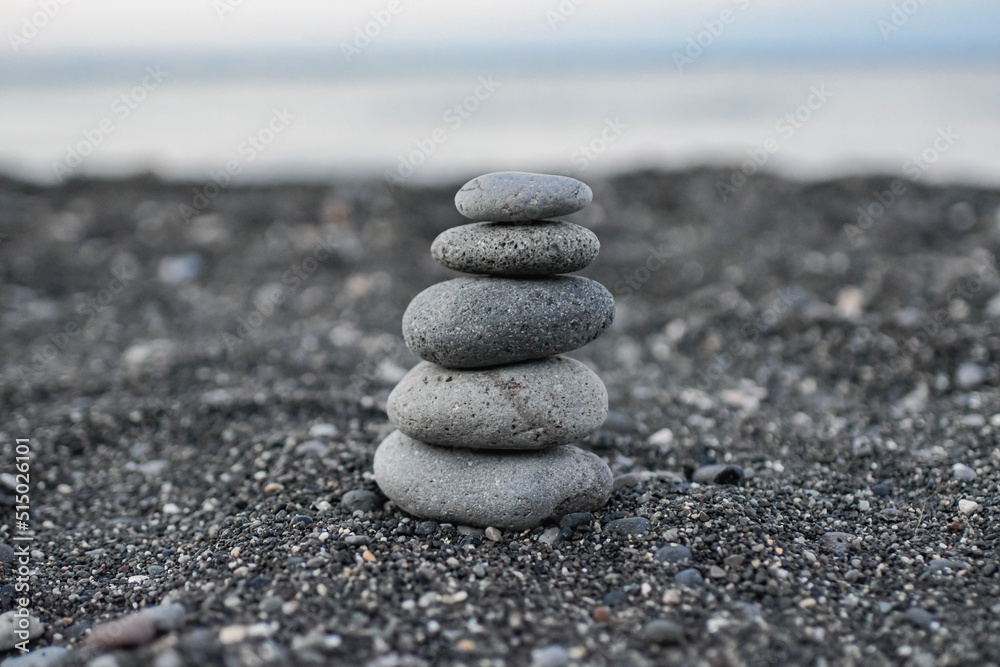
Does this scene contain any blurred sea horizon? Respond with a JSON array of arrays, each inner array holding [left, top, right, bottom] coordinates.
[[3, 45, 1000, 186]]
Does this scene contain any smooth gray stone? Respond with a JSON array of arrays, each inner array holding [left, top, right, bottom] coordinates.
[[654, 544, 692, 564], [431, 220, 599, 276], [455, 172, 593, 222], [340, 489, 383, 512], [640, 619, 684, 645], [387, 356, 607, 450], [402, 276, 614, 368], [673, 568, 705, 588], [373, 431, 613, 530]]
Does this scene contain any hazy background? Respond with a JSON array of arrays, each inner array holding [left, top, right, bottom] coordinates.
[[2, 0, 999, 185]]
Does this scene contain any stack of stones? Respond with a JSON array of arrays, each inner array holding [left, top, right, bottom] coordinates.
[[374, 172, 615, 531]]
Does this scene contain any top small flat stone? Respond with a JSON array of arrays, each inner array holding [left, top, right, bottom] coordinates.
[[454, 172, 593, 222]]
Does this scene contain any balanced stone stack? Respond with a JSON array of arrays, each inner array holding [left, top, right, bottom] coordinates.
[[373, 172, 615, 531]]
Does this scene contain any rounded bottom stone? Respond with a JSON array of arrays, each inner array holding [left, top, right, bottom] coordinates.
[[373, 431, 613, 530]]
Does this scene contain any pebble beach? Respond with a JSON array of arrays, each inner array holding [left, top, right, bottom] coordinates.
[[0, 167, 999, 666]]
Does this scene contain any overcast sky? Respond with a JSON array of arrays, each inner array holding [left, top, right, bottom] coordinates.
[[2, 0, 998, 58]]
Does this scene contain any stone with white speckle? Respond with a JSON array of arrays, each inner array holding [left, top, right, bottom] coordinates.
[[432, 220, 599, 276]]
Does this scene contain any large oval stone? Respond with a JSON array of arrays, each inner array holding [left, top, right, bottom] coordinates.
[[387, 356, 607, 449], [373, 431, 613, 530], [402, 276, 614, 368], [454, 172, 592, 222], [431, 220, 599, 276]]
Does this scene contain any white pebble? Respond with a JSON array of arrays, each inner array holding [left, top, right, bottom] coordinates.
[[959, 499, 979, 515], [309, 423, 339, 437], [219, 625, 247, 644], [956, 362, 984, 389], [952, 463, 977, 481], [647, 427, 674, 449]]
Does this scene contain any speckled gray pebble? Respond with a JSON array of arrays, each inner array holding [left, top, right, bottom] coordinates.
[[387, 356, 607, 449], [454, 172, 592, 222], [402, 276, 614, 368], [820, 531, 856, 556], [373, 431, 613, 530], [431, 220, 599, 276]]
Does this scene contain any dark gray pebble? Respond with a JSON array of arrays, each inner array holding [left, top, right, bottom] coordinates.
[[654, 544, 692, 564], [402, 276, 614, 368], [640, 618, 684, 645], [674, 568, 705, 588], [559, 512, 593, 538], [904, 607, 936, 629], [605, 516, 651, 537], [260, 596, 284, 613], [602, 410, 646, 433], [415, 521, 439, 536], [602, 590, 628, 606], [341, 489, 383, 513], [872, 483, 891, 497], [64, 622, 91, 639]]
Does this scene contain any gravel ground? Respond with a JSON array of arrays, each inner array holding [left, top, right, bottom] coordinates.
[[0, 168, 999, 666]]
